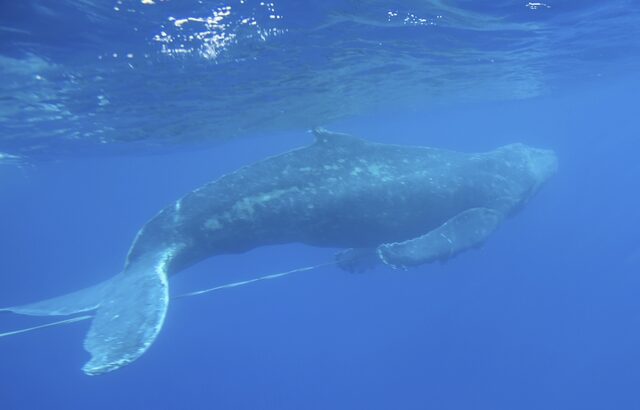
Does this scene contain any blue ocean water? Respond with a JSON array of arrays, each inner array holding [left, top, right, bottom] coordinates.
[[1, 1, 639, 409]]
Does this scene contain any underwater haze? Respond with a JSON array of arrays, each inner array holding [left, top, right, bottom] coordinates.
[[1, 0, 640, 409]]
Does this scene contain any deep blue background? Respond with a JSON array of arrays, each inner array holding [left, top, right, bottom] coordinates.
[[1, 75, 639, 409]]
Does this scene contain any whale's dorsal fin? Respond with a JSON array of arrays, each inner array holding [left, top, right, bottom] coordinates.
[[311, 127, 365, 147]]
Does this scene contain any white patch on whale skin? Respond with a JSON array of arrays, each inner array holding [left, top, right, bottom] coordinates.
[[204, 217, 223, 232], [203, 186, 305, 230], [323, 164, 341, 171], [365, 163, 395, 182], [173, 199, 183, 224]]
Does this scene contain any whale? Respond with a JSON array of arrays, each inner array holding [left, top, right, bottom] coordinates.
[[1, 128, 557, 375]]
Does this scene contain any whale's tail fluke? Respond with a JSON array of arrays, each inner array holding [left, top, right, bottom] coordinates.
[[1, 251, 172, 376], [82, 257, 169, 375], [1, 279, 112, 317], [2, 253, 332, 375]]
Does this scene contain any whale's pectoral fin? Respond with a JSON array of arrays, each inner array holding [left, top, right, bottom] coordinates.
[[335, 248, 380, 273], [82, 253, 170, 376], [377, 207, 503, 269]]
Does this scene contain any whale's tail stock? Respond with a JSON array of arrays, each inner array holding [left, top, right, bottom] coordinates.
[[0, 251, 171, 375]]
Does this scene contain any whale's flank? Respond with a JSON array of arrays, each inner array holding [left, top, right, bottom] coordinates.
[[0, 129, 557, 375]]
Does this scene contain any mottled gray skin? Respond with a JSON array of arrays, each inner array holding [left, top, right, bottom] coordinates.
[[2, 129, 557, 376], [127, 129, 557, 274]]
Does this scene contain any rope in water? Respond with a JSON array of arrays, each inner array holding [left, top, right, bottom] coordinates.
[[0, 261, 335, 338], [173, 261, 336, 299], [0, 315, 93, 338]]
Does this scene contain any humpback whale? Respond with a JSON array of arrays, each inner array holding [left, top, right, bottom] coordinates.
[[1, 128, 557, 375]]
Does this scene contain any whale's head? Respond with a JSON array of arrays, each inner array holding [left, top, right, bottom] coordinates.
[[491, 143, 557, 210], [521, 145, 558, 188]]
